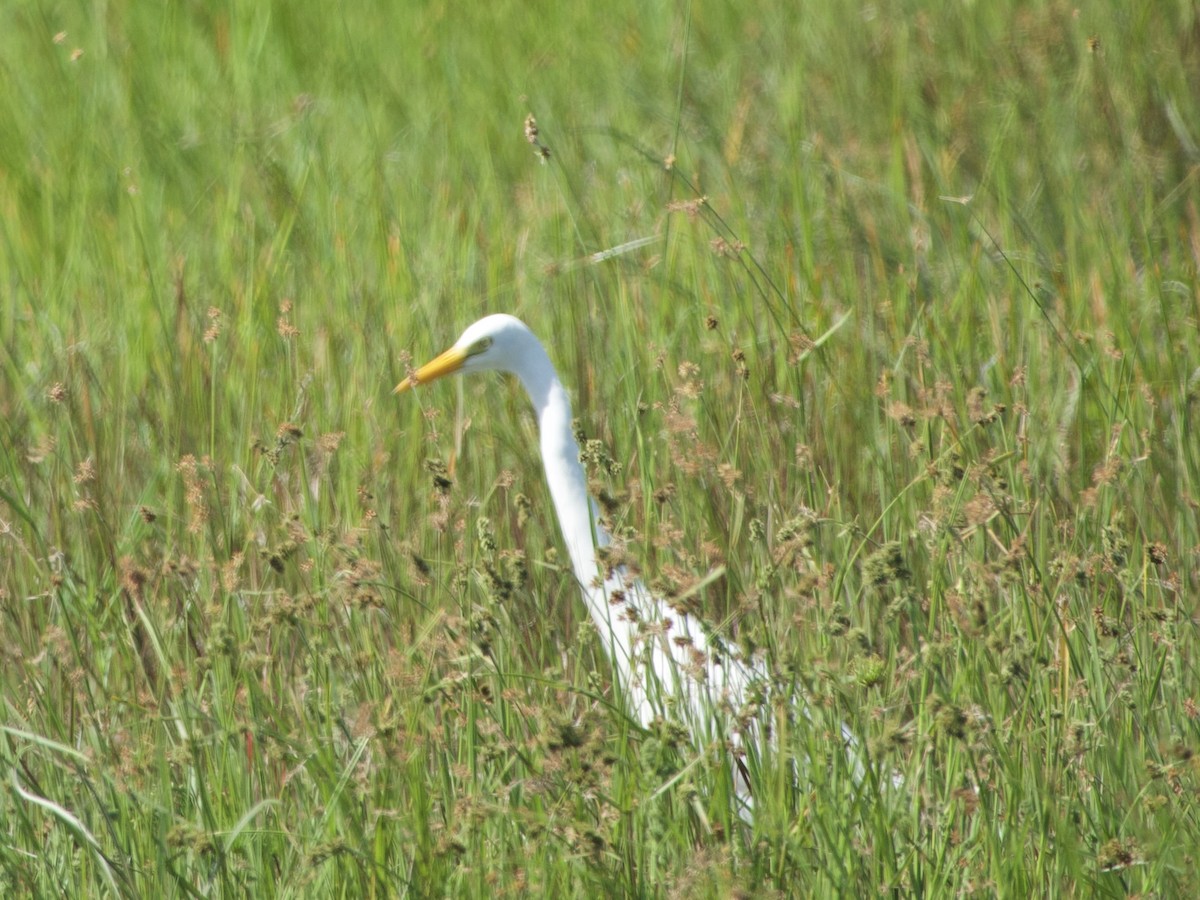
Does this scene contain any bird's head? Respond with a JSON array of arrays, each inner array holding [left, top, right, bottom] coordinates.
[[394, 314, 537, 394]]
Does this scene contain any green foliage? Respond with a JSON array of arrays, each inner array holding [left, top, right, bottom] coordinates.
[[2, 0, 1199, 895]]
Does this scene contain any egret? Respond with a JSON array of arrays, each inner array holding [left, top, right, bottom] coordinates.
[[396, 314, 859, 803]]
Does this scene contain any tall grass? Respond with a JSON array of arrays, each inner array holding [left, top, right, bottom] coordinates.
[[1, 0, 1198, 895]]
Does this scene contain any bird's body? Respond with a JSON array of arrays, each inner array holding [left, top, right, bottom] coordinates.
[[397, 315, 859, 803]]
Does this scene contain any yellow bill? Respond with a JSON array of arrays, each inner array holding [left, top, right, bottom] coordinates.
[[394, 345, 468, 394]]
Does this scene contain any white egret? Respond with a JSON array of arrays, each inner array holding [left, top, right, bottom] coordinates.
[[396, 314, 859, 802]]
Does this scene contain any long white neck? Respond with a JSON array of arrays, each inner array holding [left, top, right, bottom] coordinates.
[[509, 352, 651, 696], [507, 334, 765, 746]]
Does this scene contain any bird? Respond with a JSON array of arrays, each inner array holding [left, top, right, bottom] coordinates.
[[395, 314, 860, 805]]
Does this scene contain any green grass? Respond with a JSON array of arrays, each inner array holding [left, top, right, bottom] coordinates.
[[2, 0, 1199, 895]]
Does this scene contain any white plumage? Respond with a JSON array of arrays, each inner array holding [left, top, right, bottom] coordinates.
[[397, 314, 860, 804]]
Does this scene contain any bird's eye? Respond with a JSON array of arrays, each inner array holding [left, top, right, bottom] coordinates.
[[467, 337, 493, 357]]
